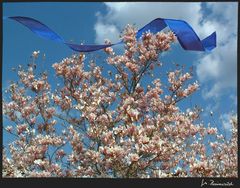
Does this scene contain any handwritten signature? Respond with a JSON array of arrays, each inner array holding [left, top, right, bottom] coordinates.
[[201, 179, 234, 187]]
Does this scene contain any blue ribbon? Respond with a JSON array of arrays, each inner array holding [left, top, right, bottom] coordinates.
[[8, 16, 216, 52]]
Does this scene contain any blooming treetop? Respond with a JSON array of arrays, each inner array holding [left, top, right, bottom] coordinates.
[[3, 24, 237, 178]]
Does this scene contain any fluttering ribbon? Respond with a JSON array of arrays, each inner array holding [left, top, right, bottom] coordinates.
[[8, 16, 216, 52]]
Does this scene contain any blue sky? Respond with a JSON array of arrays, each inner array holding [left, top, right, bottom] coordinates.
[[3, 2, 238, 145]]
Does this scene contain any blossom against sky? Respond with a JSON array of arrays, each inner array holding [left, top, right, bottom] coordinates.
[[3, 2, 238, 142]]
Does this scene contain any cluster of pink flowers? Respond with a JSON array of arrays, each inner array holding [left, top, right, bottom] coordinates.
[[3, 24, 237, 178]]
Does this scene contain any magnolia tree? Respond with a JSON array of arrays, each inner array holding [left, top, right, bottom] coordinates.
[[3, 25, 237, 178]]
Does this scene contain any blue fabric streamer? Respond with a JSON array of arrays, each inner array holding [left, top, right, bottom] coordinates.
[[8, 16, 216, 52]]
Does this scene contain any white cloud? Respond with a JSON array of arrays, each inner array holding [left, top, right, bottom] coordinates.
[[95, 2, 238, 100], [104, 2, 202, 28], [230, 94, 237, 107], [220, 112, 234, 130], [196, 3, 238, 99], [94, 21, 120, 44], [197, 36, 237, 99], [95, 2, 204, 43]]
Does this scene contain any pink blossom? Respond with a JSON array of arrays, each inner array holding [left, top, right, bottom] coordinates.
[[129, 153, 139, 162], [207, 127, 217, 135]]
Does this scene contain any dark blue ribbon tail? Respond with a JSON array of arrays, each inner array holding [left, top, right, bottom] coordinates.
[[7, 16, 216, 52], [201, 31, 216, 51], [65, 43, 113, 52], [9, 16, 64, 42]]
